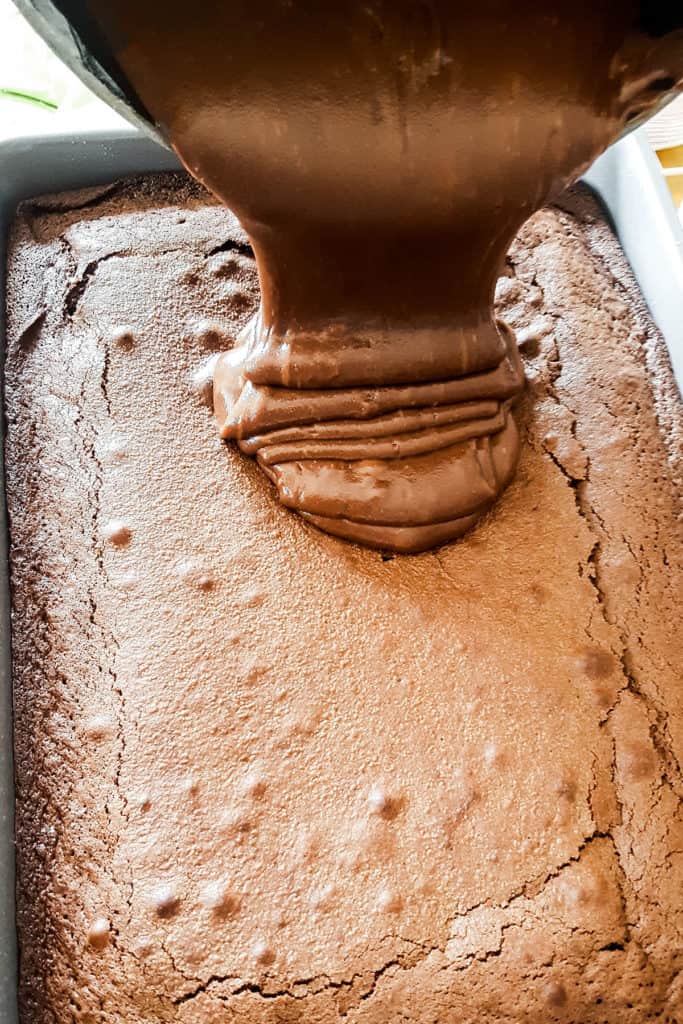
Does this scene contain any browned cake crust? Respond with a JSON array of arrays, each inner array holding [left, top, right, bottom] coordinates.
[[4, 175, 682, 1023]]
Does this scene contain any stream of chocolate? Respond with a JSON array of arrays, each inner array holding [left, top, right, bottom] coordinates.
[[74, 1, 683, 551]]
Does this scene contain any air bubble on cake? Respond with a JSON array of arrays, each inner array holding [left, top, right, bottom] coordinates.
[[102, 519, 132, 546], [108, 325, 136, 351], [574, 647, 616, 679], [253, 939, 276, 965], [367, 784, 403, 820], [192, 317, 231, 351], [276, 706, 321, 746], [133, 938, 154, 959], [240, 770, 267, 799], [101, 433, 128, 463], [376, 887, 402, 913], [561, 879, 595, 908], [293, 830, 319, 865], [191, 353, 220, 408], [516, 318, 552, 355], [117, 571, 139, 591], [220, 806, 253, 835], [543, 981, 568, 1007], [226, 288, 253, 315], [309, 883, 336, 914], [200, 880, 240, 916], [180, 776, 200, 797], [152, 883, 180, 918], [620, 739, 657, 783], [239, 586, 266, 608], [207, 250, 255, 281], [483, 742, 505, 768], [554, 776, 578, 803], [240, 658, 270, 687], [84, 714, 115, 740], [87, 917, 111, 949], [173, 557, 216, 591], [193, 573, 215, 592]]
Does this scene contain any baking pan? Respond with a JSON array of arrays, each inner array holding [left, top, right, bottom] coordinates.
[[0, 129, 181, 1024], [584, 131, 683, 392], [0, 126, 681, 1022]]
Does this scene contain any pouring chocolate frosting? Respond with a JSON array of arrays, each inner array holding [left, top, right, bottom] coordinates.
[[61, 0, 683, 551]]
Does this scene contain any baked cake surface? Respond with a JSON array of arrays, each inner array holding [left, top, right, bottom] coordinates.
[[4, 175, 683, 1023]]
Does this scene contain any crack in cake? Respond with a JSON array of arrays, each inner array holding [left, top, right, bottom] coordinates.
[[4, 175, 682, 1022]]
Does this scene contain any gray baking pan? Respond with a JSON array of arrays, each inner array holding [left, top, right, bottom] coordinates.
[[0, 126, 681, 1022], [584, 131, 683, 391], [0, 129, 180, 1024]]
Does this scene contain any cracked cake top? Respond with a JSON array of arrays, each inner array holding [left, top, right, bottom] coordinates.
[[4, 175, 682, 1022]]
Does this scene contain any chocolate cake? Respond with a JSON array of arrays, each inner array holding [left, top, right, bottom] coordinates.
[[4, 174, 682, 1022]]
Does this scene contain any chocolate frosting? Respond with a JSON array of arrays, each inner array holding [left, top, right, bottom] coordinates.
[[81, 0, 683, 550]]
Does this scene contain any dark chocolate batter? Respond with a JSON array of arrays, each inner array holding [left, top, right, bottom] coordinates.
[[75, 1, 683, 550]]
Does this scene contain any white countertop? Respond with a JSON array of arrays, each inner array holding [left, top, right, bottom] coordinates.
[[0, 0, 127, 141]]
